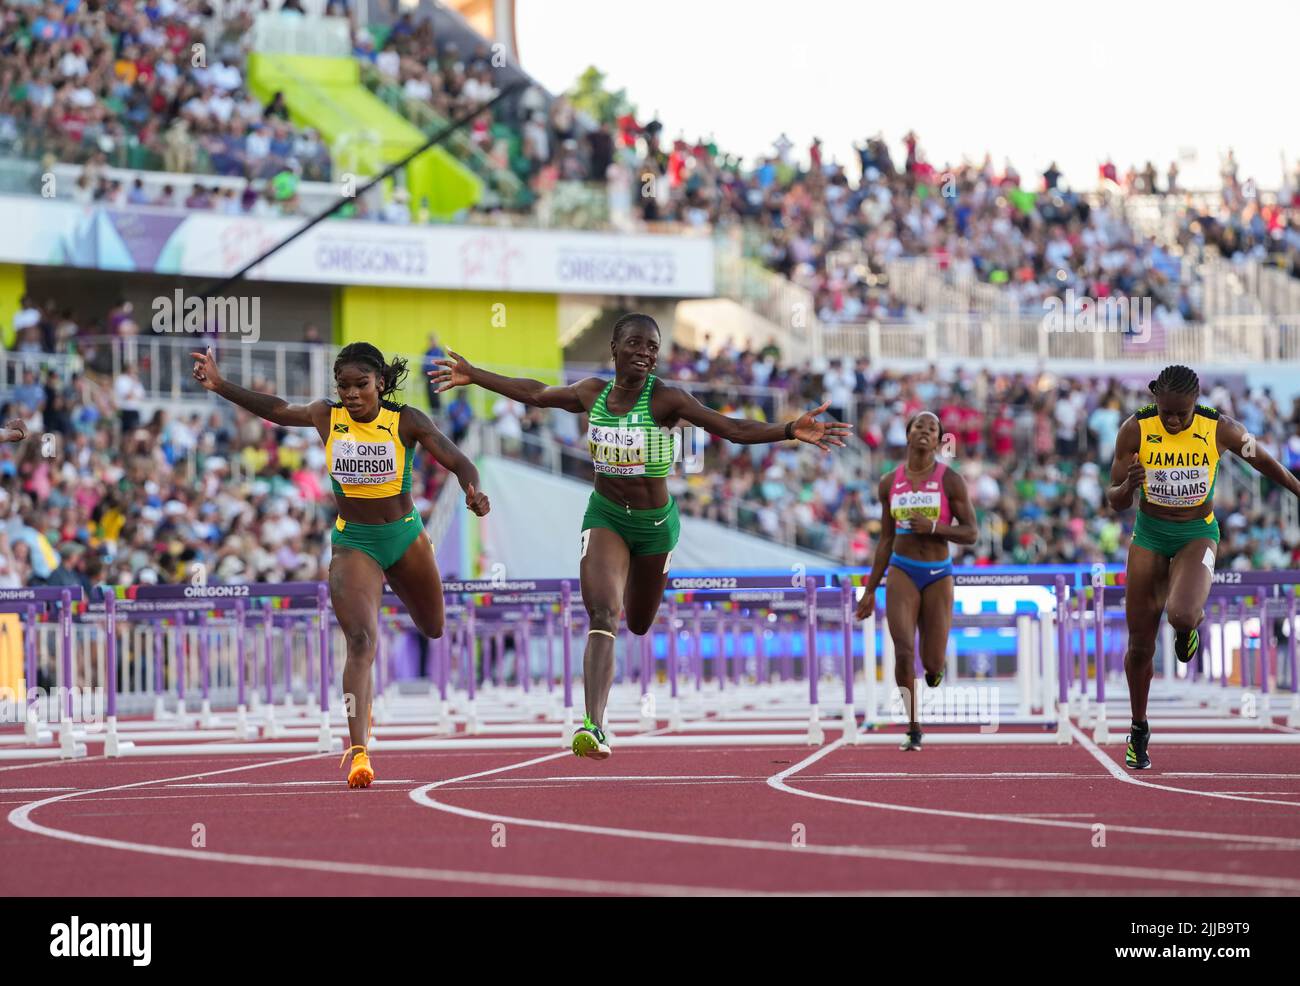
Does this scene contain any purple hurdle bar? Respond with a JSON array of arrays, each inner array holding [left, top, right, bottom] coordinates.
[[560, 581, 573, 717], [24, 603, 36, 720], [1056, 576, 1069, 707], [104, 592, 118, 722], [466, 599, 477, 700], [1288, 595, 1299, 694], [1094, 583, 1105, 705], [668, 599, 679, 700], [692, 607, 703, 692], [520, 617, 531, 693], [235, 598, 247, 710], [545, 610, 555, 692], [1237, 599, 1249, 688], [805, 579, 818, 708], [316, 583, 329, 713], [1258, 592, 1270, 695], [198, 610, 212, 703], [262, 606, 274, 705], [841, 579, 854, 709], [62, 589, 73, 721], [714, 611, 725, 690]]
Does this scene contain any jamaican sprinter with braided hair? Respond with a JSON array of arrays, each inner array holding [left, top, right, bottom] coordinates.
[[430, 313, 851, 759], [192, 343, 489, 787], [1108, 364, 1300, 769], [854, 411, 978, 752]]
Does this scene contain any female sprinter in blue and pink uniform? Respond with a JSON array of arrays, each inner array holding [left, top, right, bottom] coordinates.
[[855, 411, 978, 750]]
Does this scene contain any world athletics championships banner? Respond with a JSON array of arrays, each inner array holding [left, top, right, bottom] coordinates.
[[0, 195, 715, 297]]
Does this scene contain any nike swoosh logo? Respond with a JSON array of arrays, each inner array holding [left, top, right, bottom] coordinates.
[[653, 518, 666, 526], [929, 569, 944, 576]]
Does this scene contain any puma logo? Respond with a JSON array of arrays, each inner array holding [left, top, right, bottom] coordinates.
[[1192, 432, 1208, 445], [376, 423, 394, 437]]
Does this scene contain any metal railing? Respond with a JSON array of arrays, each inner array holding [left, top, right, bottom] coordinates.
[[0, 349, 84, 390], [83, 334, 334, 403], [713, 229, 822, 363], [815, 312, 1300, 365]]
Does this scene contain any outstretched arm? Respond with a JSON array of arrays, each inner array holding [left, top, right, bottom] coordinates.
[[429, 350, 600, 413], [192, 347, 326, 428], [401, 406, 489, 515], [657, 386, 852, 450], [1219, 415, 1300, 499], [1106, 415, 1144, 512]]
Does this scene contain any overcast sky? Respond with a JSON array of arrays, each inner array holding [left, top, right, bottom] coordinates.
[[514, 0, 1298, 191]]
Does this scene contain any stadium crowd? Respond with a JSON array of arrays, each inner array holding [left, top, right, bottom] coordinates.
[[6, 1, 1297, 314]]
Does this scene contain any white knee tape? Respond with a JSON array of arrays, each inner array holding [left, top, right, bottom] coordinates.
[[580, 529, 591, 560], [1202, 546, 1215, 574], [662, 550, 673, 574]]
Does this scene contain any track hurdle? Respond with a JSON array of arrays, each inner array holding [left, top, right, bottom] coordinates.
[[847, 570, 1067, 744], [0, 586, 85, 759], [1084, 570, 1300, 741]]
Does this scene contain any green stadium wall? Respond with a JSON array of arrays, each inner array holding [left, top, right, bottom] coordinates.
[[337, 285, 562, 413], [246, 53, 481, 219]]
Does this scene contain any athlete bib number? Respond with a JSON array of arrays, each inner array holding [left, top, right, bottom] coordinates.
[[589, 425, 647, 476], [891, 490, 941, 531], [331, 439, 397, 486], [1144, 465, 1211, 507]]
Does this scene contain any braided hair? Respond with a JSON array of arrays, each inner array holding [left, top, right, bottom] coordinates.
[[612, 312, 660, 345], [334, 342, 408, 400], [1148, 364, 1199, 398]]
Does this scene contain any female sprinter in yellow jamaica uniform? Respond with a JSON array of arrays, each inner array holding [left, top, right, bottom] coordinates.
[[1107, 364, 1300, 770], [193, 342, 489, 787]]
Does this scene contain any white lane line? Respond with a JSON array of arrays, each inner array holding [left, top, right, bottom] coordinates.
[[409, 746, 1300, 891], [0, 787, 78, 794], [3, 751, 765, 896], [821, 775, 1086, 785], [0, 755, 107, 774], [164, 780, 420, 788], [1071, 723, 1300, 808], [765, 739, 1300, 853], [1162, 773, 1300, 779]]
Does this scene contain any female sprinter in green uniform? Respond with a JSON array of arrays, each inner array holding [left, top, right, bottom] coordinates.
[[431, 312, 851, 758], [853, 411, 977, 750], [1107, 365, 1300, 769], [192, 343, 489, 787]]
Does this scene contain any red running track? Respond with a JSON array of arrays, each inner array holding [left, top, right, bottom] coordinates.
[[2, 737, 1299, 896]]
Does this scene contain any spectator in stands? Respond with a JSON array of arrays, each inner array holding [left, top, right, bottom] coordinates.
[[421, 333, 446, 413], [447, 391, 473, 446], [112, 363, 145, 434]]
